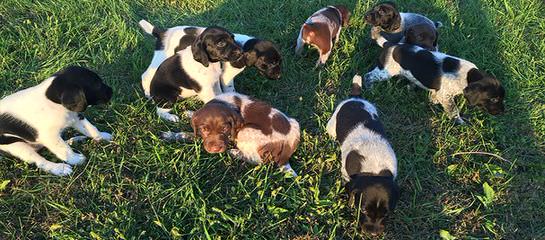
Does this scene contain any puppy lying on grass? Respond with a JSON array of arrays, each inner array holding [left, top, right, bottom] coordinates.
[[162, 93, 300, 176], [327, 75, 399, 235]]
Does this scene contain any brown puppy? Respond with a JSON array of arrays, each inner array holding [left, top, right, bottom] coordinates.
[[163, 93, 300, 175], [295, 5, 351, 67]]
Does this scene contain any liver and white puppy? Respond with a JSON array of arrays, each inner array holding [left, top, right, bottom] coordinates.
[[139, 20, 282, 98], [295, 5, 350, 67], [365, 2, 441, 51], [163, 93, 300, 175], [364, 43, 505, 124], [327, 75, 399, 235], [139, 21, 244, 122], [0, 66, 113, 176]]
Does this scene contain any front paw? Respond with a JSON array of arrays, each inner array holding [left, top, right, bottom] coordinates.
[[46, 163, 73, 176], [66, 152, 86, 165], [94, 132, 113, 142]]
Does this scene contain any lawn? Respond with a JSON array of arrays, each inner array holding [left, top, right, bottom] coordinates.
[[0, 0, 544, 239]]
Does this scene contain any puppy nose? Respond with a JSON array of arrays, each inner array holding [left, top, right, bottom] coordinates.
[[207, 145, 224, 153]]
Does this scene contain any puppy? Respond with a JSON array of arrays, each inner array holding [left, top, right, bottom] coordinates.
[[0, 66, 113, 176], [364, 43, 505, 124], [139, 22, 243, 122], [327, 75, 399, 235], [139, 20, 282, 98], [365, 2, 441, 51], [295, 5, 350, 67], [164, 93, 300, 175]]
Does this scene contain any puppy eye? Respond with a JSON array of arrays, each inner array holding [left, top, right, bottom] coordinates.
[[490, 98, 499, 103], [217, 41, 226, 47], [199, 126, 209, 133]]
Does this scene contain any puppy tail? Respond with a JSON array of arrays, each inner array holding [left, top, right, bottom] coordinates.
[[350, 74, 363, 98], [435, 21, 443, 28], [138, 19, 165, 39]]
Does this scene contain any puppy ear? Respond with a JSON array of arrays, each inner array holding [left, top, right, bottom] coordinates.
[[463, 82, 483, 106], [244, 49, 258, 66], [191, 109, 203, 137], [61, 86, 87, 112], [229, 110, 244, 140], [192, 34, 210, 67], [389, 181, 400, 211]]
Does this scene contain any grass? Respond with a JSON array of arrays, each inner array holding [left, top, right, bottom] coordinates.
[[0, 0, 544, 239]]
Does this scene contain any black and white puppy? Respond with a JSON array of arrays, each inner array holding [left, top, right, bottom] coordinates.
[[365, 2, 442, 51], [0, 66, 113, 176], [327, 75, 399, 235], [139, 20, 244, 122], [139, 20, 281, 120], [364, 43, 506, 124]]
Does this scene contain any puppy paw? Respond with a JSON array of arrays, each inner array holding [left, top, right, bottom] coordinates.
[[280, 163, 298, 177], [160, 131, 194, 142], [46, 163, 73, 176], [65, 153, 86, 165], [94, 132, 113, 142], [454, 116, 467, 125], [184, 110, 195, 119], [66, 136, 88, 145], [164, 114, 180, 122]]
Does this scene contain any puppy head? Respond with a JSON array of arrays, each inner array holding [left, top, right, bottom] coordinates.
[[192, 26, 243, 67], [463, 68, 505, 115], [346, 171, 399, 235], [364, 2, 401, 32], [46, 66, 113, 112], [243, 39, 282, 80], [191, 100, 244, 153], [404, 23, 437, 51], [334, 5, 351, 27]]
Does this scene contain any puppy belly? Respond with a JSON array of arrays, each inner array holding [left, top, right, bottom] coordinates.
[[235, 128, 268, 164]]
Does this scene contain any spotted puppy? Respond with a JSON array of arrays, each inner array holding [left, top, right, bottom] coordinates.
[[164, 93, 300, 175], [295, 5, 350, 67], [139, 20, 281, 98], [364, 43, 505, 124], [327, 75, 399, 235], [365, 2, 441, 51], [139, 21, 243, 122], [0, 66, 113, 176]]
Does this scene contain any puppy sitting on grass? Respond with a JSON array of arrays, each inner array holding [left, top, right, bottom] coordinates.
[[365, 2, 442, 51], [327, 75, 399, 235], [162, 93, 300, 176]]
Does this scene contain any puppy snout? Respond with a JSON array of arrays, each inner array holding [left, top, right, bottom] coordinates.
[[204, 140, 226, 153]]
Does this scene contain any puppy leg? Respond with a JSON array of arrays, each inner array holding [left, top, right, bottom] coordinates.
[[326, 113, 337, 138], [157, 107, 180, 122], [220, 62, 244, 92], [41, 134, 86, 165], [436, 95, 465, 124], [72, 117, 112, 142], [316, 41, 333, 67], [364, 67, 392, 88], [160, 131, 194, 142], [142, 51, 168, 97], [295, 29, 305, 56], [199, 82, 223, 103], [0, 142, 72, 176]]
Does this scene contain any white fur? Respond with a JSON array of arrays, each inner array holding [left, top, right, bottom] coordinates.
[[327, 98, 397, 183], [364, 44, 476, 122], [0, 77, 111, 176]]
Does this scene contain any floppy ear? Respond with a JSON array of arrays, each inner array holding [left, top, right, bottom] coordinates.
[[463, 83, 483, 106], [388, 180, 400, 210], [61, 86, 87, 112], [192, 35, 210, 67], [191, 110, 203, 137], [244, 49, 258, 66], [229, 110, 244, 140]]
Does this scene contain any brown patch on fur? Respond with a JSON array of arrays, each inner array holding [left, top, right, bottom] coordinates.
[[302, 22, 332, 55], [257, 141, 296, 166], [404, 23, 438, 50], [334, 5, 351, 27], [242, 100, 273, 135], [233, 95, 242, 110], [271, 113, 290, 134]]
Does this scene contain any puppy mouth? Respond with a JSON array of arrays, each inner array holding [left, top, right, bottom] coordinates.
[[204, 142, 227, 153]]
